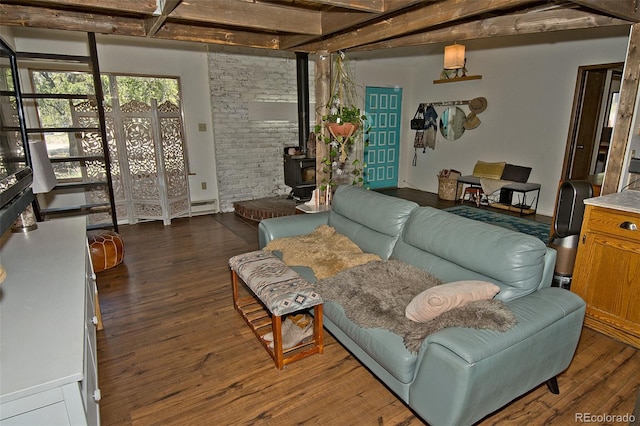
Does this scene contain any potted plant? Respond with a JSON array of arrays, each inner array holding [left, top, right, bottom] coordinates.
[[315, 51, 368, 193]]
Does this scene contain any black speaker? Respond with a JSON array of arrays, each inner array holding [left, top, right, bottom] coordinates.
[[553, 180, 593, 238], [549, 180, 593, 288]]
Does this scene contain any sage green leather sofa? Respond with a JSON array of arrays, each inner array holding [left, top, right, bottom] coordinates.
[[258, 185, 586, 426]]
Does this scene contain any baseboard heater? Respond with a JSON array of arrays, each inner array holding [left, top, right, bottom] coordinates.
[[191, 199, 218, 213]]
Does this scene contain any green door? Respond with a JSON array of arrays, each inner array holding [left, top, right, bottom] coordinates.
[[364, 86, 402, 189]]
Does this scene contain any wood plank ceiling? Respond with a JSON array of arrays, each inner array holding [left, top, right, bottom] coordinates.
[[1, 0, 638, 53]]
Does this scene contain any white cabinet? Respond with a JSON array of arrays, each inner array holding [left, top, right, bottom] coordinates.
[[0, 218, 100, 425]]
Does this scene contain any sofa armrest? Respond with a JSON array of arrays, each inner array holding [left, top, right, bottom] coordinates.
[[408, 287, 585, 426], [258, 212, 330, 248], [540, 246, 557, 289]]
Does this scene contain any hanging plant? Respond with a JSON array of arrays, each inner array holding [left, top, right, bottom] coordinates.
[[315, 51, 368, 193]]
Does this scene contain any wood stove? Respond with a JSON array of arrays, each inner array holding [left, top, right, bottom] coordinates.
[[284, 153, 315, 200]]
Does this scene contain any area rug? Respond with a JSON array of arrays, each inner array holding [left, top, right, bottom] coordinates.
[[443, 205, 550, 242], [316, 259, 517, 353]]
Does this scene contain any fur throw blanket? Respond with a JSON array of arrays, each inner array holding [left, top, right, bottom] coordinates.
[[263, 225, 381, 279], [315, 259, 517, 353]]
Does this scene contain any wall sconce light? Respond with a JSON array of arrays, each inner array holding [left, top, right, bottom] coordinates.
[[435, 42, 482, 84], [11, 140, 57, 233], [444, 43, 465, 71]]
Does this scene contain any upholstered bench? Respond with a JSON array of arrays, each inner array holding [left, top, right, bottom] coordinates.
[[229, 250, 323, 369], [455, 162, 541, 215]]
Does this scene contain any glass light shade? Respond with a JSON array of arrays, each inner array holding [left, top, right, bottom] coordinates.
[[444, 44, 465, 70], [11, 204, 38, 233], [29, 140, 57, 194]]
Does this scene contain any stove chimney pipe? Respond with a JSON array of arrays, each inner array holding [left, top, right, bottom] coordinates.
[[296, 52, 310, 152]]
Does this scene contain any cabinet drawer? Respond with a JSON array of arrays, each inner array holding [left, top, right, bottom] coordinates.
[[585, 207, 640, 243], [82, 334, 100, 426], [1, 401, 70, 425]]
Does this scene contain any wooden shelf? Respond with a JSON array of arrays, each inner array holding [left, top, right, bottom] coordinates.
[[433, 75, 482, 84]]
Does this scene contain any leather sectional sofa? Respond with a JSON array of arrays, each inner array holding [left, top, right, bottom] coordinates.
[[258, 185, 586, 425]]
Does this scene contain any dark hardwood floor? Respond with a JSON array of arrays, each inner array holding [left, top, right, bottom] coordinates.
[[95, 190, 638, 425], [376, 187, 553, 224]]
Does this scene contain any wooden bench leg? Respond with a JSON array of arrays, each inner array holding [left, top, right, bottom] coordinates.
[[272, 315, 284, 370], [231, 269, 239, 309], [314, 304, 323, 354]]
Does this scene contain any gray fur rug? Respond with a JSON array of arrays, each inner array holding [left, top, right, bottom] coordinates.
[[315, 259, 517, 353]]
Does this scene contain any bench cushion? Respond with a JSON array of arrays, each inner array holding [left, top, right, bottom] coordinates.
[[229, 250, 322, 316], [472, 161, 505, 179]]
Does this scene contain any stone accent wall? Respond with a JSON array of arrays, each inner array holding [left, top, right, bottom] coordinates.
[[208, 48, 315, 212]]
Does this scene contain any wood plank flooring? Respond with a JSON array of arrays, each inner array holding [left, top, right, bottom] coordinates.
[[96, 202, 638, 425]]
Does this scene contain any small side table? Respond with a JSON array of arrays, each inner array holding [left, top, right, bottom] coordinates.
[[295, 204, 331, 214], [229, 250, 324, 370]]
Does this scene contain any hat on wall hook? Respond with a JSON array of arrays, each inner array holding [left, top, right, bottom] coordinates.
[[464, 97, 487, 130], [469, 97, 487, 114]]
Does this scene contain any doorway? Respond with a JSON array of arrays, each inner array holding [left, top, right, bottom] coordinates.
[[563, 63, 623, 190]]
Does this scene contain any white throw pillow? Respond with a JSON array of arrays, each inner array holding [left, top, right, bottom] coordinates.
[[405, 280, 500, 323]]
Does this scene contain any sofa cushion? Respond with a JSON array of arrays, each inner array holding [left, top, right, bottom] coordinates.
[[472, 161, 506, 179], [329, 185, 418, 259], [405, 280, 500, 322], [323, 300, 419, 384], [392, 207, 547, 301]]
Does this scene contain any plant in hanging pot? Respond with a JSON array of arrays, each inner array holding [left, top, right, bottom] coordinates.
[[314, 52, 368, 193], [325, 96, 363, 139]]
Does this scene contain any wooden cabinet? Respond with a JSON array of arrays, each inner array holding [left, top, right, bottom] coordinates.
[[571, 202, 640, 349], [0, 218, 100, 425]]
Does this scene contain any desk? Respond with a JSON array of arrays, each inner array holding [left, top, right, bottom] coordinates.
[[456, 176, 541, 215]]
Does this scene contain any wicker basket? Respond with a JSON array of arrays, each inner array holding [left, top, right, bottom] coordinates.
[[438, 176, 462, 201]]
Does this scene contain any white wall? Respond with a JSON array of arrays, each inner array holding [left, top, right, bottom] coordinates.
[[0, 26, 16, 49], [353, 28, 630, 216], [6, 26, 634, 217], [10, 28, 220, 212], [207, 49, 310, 212]]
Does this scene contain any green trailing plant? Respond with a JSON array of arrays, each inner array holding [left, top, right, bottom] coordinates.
[[315, 52, 368, 192]]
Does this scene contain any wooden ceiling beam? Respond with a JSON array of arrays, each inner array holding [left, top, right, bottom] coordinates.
[[568, 0, 640, 23], [278, 9, 373, 50], [14, 0, 157, 14], [154, 22, 280, 49], [306, 0, 385, 12], [279, 0, 428, 50], [309, 0, 427, 13], [170, 0, 323, 36], [296, 0, 537, 52], [383, 0, 438, 12], [145, 0, 181, 37], [353, 8, 631, 51], [0, 4, 146, 37]]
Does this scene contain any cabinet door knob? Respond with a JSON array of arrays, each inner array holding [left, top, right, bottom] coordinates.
[[92, 316, 99, 326], [620, 221, 638, 231], [93, 389, 102, 402]]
